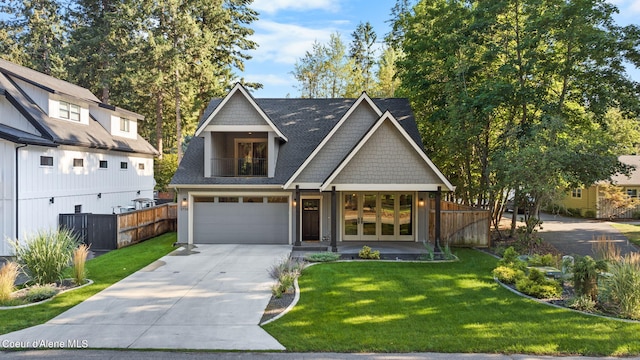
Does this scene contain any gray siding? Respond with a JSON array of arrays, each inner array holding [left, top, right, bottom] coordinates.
[[332, 121, 441, 185], [211, 92, 267, 126], [296, 103, 379, 183]]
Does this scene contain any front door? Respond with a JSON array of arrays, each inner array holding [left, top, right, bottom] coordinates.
[[343, 192, 414, 241], [302, 199, 320, 241]]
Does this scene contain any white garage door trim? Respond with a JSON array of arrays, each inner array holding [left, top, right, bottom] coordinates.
[[187, 191, 292, 245]]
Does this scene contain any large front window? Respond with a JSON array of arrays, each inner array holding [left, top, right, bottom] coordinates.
[[343, 192, 414, 241]]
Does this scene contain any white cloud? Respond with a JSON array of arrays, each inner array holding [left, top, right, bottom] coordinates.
[[244, 73, 294, 87], [249, 20, 337, 65], [252, 0, 341, 15]]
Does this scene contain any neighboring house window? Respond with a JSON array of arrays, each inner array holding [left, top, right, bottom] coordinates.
[[120, 117, 130, 132], [59, 101, 80, 121], [627, 189, 638, 198], [138, 163, 145, 170], [571, 188, 582, 198], [99, 160, 108, 169], [40, 156, 53, 166], [120, 161, 128, 169], [73, 158, 84, 167], [74, 205, 82, 213]]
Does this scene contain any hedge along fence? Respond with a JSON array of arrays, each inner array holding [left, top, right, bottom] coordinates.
[[60, 203, 177, 251], [429, 200, 491, 248]]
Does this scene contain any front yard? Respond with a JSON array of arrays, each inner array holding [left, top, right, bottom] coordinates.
[[263, 249, 640, 356], [0, 233, 176, 335]]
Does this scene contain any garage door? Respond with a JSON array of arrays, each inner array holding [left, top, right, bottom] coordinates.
[[193, 195, 289, 244]]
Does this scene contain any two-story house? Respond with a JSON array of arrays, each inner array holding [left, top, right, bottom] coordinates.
[[170, 83, 453, 248], [0, 59, 158, 256]]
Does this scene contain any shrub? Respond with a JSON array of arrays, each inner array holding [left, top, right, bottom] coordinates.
[[492, 266, 525, 284], [0, 262, 20, 301], [497, 246, 527, 271], [305, 252, 340, 262], [515, 269, 562, 299], [358, 246, 380, 260], [443, 244, 455, 260], [268, 257, 304, 280], [584, 209, 597, 218], [600, 255, 640, 320], [72, 244, 90, 285], [568, 294, 597, 313], [24, 284, 59, 302], [572, 255, 607, 301], [527, 253, 558, 267], [10, 228, 80, 285]]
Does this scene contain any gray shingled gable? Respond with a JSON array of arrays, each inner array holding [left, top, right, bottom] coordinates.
[[0, 61, 157, 155], [171, 96, 423, 186]]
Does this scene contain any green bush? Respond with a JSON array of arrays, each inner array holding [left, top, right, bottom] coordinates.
[[24, 284, 58, 302], [572, 255, 607, 301], [358, 246, 380, 260], [305, 252, 340, 262], [272, 272, 296, 298], [568, 294, 597, 313], [0, 262, 20, 301], [527, 253, 557, 267], [515, 269, 562, 299], [584, 209, 597, 218], [497, 246, 527, 271], [600, 256, 640, 320], [492, 266, 525, 284], [268, 257, 304, 280], [10, 228, 80, 285]]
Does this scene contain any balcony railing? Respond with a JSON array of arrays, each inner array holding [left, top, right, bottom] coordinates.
[[211, 158, 267, 177]]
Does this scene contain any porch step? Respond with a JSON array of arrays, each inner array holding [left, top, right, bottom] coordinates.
[[292, 245, 330, 252]]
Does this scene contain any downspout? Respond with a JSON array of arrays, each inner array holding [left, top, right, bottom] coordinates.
[[15, 144, 27, 242]]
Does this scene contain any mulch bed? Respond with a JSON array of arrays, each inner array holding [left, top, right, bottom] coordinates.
[[261, 290, 295, 323]]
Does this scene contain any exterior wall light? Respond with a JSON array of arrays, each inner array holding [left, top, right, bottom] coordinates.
[[293, 198, 297, 207], [181, 197, 188, 209], [419, 198, 425, 207]]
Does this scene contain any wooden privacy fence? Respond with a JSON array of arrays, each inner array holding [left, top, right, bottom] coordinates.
[[429, 200, 491, 248], [60, 203, 177, 251]]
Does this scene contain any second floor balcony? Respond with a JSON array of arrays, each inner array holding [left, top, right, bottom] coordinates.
[[211, 158, 267, 177]]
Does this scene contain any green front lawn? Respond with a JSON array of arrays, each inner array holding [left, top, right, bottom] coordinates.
[[263, 249, 640, 355], [610, 223, 640, 246], [0, 233, 176, 335]]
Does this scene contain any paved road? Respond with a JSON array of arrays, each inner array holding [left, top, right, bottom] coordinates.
[[536, 213, 638, 257], [0, 244, 292, 351]]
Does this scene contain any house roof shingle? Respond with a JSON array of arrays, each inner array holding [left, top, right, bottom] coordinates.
[[171, 96, 423, 186], [0, 60, 157, 155]]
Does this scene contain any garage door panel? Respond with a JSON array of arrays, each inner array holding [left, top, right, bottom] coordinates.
[[194, 201, 289, 244]]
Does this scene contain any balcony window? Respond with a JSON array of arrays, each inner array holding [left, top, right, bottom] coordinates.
[[236, 140, 267, 176]]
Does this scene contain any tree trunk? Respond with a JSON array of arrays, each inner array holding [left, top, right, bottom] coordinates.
[[155, 92, 163, 158]]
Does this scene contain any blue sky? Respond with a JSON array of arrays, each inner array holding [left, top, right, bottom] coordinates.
[[242, 0, 640, 98]]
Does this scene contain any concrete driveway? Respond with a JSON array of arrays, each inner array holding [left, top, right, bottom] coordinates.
[[537, 213, 638, 257], [0, 244, 292, 351]]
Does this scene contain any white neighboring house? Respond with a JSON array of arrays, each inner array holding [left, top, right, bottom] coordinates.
[[0, 59, 158, 256]]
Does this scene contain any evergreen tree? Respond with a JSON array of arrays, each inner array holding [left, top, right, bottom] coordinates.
[[348, 21, 377, 94]]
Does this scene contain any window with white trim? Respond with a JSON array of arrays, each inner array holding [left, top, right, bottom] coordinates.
[[59, 101, 80, 121], [120, 117, 130, 132], [571, 188, 582, 198]]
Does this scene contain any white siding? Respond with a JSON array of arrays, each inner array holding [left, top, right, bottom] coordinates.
[[0, 97, 41, 135], [12, 78, 50, 113], [8, 145, 155, 251], [0, 140, 16, 255]]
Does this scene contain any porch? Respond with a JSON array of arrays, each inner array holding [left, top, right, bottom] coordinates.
[[291, 240, 432, 260]]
